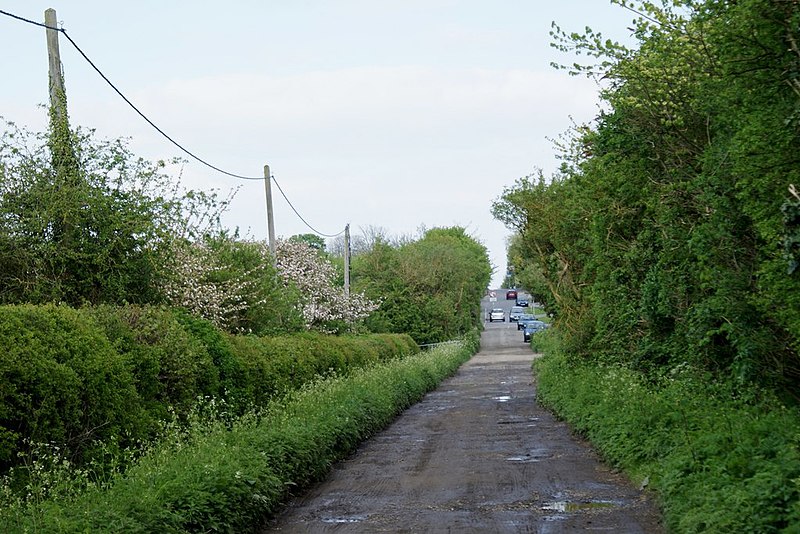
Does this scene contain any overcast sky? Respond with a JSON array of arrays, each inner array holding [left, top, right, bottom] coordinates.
[[1, 1, 637, 288]]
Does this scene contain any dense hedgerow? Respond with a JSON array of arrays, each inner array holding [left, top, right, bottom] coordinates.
[[0, 304, 418, 484], [0, 305, 144, 469], [0, 331, 478, 533], [534, 343, 800, 533]]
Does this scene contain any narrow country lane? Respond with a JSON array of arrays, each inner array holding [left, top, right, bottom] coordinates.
[[263, 319, 664, 533]]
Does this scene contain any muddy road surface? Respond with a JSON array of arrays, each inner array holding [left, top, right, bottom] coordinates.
[[264, 322, 664, 533]]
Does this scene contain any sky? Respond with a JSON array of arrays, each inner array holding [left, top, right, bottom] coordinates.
[[1, 1, 638, 288]]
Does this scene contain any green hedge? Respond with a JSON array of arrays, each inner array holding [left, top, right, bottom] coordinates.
[[0, 305, 144, 468], [0, 304, 418, 478], [0, 331, 478, 532], [534, 351, 800, 532]]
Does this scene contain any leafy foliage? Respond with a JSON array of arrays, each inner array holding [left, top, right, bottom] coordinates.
[[0, 332, 477, 532], [162, 234, 304, 335], [535, 348, 800, 533], [0, 305, 143, 470], [494, 0, 800, 394], [0, 120, 232, 307], [352, 227, 492, 344], [0, 304, 419, 487], [494, 1, 800, 530], [275, 238, 378, 333]]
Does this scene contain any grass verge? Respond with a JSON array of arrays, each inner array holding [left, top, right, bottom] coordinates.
[[0, 330, 479, 533], [534, 350, 800, 532]]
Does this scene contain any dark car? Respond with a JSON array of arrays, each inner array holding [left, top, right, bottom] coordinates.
[[523, 320, 548, 342], [516, 298, 529, 307], [506, 290, 517, 300], [509, 306, 525, 322], [517, 313, 536, 330]]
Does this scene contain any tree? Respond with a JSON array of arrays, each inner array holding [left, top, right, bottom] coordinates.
[[161, 233, 304, 335], [353, 226, 492, 344], [275, 238, 377, 333], [289, 233, 326, 252], [0, 121, 220, 306], [495, 0, 800, 394]]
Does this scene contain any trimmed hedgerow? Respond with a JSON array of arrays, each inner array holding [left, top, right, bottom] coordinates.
[[0, 331, 478, 532], [0, 304, 419, 482], [0, 305, 144, 469]]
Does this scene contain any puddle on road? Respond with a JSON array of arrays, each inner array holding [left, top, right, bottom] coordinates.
[[541, 501, 618, 513], [320, 515, 366, 524], [497, 417, 539, 425], [506, 456, 542, 463], [506, 448, 551, 463], [425, 404, 455, 412]]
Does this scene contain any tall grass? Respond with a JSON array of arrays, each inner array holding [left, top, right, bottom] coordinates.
[[534, 345, 800, 532], [0, 330, 478, 533]]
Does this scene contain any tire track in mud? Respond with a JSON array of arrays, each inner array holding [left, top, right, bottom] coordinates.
[[263, 323, 664, 533]]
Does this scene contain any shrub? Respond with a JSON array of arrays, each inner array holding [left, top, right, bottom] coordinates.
[[88, 305, 218, 418], [0, 335, 476, 532], [0, 305, 142, 470], [534, 351, 800, 532]]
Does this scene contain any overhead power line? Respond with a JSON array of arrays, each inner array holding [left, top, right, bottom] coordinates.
[[1, 8, 346, 238], [272, 175, 345, 238], [1, 9, 262, 181]]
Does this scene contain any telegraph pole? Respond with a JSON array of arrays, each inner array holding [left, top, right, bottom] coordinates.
[[264, 165, 277, 266], [344, 224, 351, 297], [45, 8, 67, 125], [44, 7, 79, 253]]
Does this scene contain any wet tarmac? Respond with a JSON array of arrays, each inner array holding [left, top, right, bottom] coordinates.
[[263, 322, 664, 533]]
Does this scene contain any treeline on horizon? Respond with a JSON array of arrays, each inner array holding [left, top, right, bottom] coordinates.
[[493, 0, 800, 399]]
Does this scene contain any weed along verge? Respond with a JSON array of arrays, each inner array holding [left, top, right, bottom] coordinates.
[[0, 331, 479, 533], [534, 352, 800, 532]]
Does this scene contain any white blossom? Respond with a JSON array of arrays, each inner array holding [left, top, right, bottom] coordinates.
[[275, 239, 378, 332]]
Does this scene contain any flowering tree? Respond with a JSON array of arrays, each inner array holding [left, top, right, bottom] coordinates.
[[161, 239, 258, 331], [275, 238, 378, 333], [163, 236, 375, 335]]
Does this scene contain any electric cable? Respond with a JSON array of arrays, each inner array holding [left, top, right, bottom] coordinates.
[[1, 8, 261, 180], [1, 8, 347, 238], [271, 175, 345, 238]]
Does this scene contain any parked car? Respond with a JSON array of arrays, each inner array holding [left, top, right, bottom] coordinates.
[[517, 313, 536, 330], [489, 308, 505, 322], [509, 306, 525, 322], [505, 290, 517, 300], [516, 298, 529, 307], [523, 320, 548, 342]]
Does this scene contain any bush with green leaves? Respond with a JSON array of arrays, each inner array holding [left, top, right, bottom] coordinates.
[[275, 238, 378, 334], [534, 347, 800, 532], [161, 234, 305, 336], [0, 305, 144, 471], [353, 226, 492, 344], [0, 303, 420, 490], [227, 331, 419, 407], [0, 120, 232, 308], [0, 331, 478, 532], [493, 0, 800, 395]]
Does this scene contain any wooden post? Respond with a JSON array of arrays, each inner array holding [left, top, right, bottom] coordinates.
[[45, 8, 67, 124], [344, 224, 351, 297], [264, 165, 277, 266]]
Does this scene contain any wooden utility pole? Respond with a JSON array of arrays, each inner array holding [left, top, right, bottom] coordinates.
[[344, 223, 351, 297], [264, 165, 277, 266], [45, 8, 67, 124]]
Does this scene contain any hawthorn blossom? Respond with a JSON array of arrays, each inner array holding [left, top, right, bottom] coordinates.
[[275, 238, 378, 332], [163, 237, 376, 334], [161, 239, 258, 331]]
